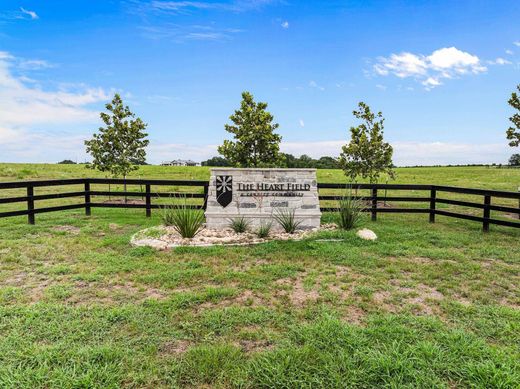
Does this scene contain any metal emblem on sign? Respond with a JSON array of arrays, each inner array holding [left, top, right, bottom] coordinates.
[[216, 175, 232, 207]]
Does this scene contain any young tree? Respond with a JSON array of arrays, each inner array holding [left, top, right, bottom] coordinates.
[[218, 91, 282, 167], [85, 93, 149, 194], [506, 84, 520, 147], [339, 102, 394, 183]]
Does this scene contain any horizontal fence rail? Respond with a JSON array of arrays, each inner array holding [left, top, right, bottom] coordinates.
[[317, 183, 520, 232], [0, 178, 519, 232]]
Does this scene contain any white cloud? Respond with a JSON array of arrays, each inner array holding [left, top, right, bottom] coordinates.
[[488, 57, 512, 65], [280, 140, 510, 166], [19, 59, 55, 70], [299, 119, 305, 127], [427, 47, 483, 73], [374, 47, 487, 89], [422, 77, 441, 89], [149, 142, 218, 164], [309, 80, 325, 91], [145, 0, 276, 14], [375, 84, 387, 90], [140, 24, 242, 41], [281, 20, 289, 29], [392, 141, 510, 166], [505, 49, 514, 55], [0, 52, 110, 162], [20, 7, 38, 20], [514, 41, 520, 47], [374, 52, 427, 78]]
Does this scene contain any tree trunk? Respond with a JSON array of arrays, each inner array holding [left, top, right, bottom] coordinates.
[[124, 175, 128, 204]]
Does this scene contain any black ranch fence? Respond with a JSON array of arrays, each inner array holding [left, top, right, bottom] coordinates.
[[0, 178, 519, 232]]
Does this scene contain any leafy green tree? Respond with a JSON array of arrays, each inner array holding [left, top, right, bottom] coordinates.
[[506, 84, 520, 147], [218, 91, 282, 167], [339, 102, 395, 183], [509, 153, 520, 166], [85, 93, 149, 192]]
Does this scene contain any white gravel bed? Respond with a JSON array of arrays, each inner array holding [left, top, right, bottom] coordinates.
[[130, 224, 337, 250]]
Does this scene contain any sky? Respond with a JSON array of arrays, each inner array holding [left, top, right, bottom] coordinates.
[[0, 0, 519, 166]]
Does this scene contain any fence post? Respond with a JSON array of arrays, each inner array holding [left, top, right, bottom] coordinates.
[[483, 194, 491, 232], [27, 185, 35, 225], [371, 188, 377, 221], [429, 188, 436, 223], [203, 183, 209, 210], [84, 180, 91, 216], [145, 184, 151, 217]]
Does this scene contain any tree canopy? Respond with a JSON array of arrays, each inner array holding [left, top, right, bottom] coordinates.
[[218, 91, 282, 167], [506, 84, 520, 147], [201, 156, 231, 167], [509, 153, 520, 166], [339, 102, 394, 183], [85, 93, 149, 178]]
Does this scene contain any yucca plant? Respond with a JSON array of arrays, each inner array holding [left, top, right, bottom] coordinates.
[[228, 217, 250, 233], [256, 221, 272, 238], [161, 197, 205, 238], [274, 208, 302, 234], [337, 187, 365, 230]]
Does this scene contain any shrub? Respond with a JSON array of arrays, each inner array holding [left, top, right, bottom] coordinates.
[[228, 217, 250, 233], [274, 208, 302, 234], [336, 187, 365, 230], [256, 221, 272, 238], [162, 198, 205, 238]]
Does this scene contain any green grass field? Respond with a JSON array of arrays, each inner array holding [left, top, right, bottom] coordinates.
[[0, 164, 519, 388], [1, 163, 520, 191]]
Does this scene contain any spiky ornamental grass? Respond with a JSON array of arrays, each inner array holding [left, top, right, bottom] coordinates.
[[337, 187, 366, 230], [274, 208, 302, 234], [161, 197, 205, 238], [228, 217, 250, 233], [256, 221, 272, 238]]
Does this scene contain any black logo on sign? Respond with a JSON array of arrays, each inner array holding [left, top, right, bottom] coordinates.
[[216, 175, 232, 207]]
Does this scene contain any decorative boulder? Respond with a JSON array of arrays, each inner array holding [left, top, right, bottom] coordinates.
[[356, 228, 377, 241]]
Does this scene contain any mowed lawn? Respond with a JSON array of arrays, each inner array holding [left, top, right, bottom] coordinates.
[[0, 164, 519, 388]]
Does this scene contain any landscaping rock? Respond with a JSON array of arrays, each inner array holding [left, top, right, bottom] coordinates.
[[356, 228, 377, 241], [130, 224, 337, 249]]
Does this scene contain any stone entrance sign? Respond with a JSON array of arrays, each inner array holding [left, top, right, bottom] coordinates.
[[205, 168, 321, 229]]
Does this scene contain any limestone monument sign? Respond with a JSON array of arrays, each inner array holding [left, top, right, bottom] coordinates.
[[205, 168, 321, 229]]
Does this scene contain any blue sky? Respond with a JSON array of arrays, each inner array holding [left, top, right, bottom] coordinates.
[[0, 0, 519, 165]]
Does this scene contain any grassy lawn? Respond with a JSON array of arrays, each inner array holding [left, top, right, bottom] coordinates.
[[0, 164, 519, 388]]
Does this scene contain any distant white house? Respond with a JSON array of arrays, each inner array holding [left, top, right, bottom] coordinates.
[[161, 159, 199, 167]]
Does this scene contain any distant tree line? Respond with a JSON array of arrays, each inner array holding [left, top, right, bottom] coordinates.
[[202, 154, 340, 169]]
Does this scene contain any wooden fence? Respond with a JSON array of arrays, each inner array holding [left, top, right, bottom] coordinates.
[[0, 178, 519, 232]]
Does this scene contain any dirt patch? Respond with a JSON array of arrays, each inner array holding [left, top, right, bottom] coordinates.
[[66, 281, 168, 305], [159, 340, 191, 355], [372, 283, 444, 315], [1, 271, 53, 303], [275, 276, 320, 307], [341, 306, 366, 325], [52, 225, 81, 235]]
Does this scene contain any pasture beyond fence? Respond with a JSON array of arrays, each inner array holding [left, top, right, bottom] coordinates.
[[0, 178, 519, 232]]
